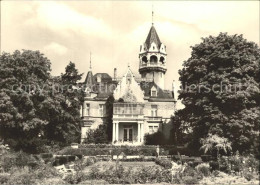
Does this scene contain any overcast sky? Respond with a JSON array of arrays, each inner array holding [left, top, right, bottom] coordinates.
[[1, 1, 259, 108]]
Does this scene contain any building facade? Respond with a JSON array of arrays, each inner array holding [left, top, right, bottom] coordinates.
[[80, 24, 176, 145]]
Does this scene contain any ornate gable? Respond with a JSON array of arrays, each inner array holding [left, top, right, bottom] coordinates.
[[113, 67, 144, 102]]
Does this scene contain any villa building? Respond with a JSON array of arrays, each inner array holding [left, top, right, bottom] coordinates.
[[80, 24, 176, 145]]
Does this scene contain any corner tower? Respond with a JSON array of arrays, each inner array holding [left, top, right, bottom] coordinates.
[[139, 25, 167, 89]]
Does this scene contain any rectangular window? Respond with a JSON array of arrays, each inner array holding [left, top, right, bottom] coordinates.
[[151, 105, 158, 117], [149, 126, 159, 134], [99, 104, 104, 116], [154, 126, 159, 132], [149, 126, 153, 134], [85, 103, 90, 116], [151, 90, 157, 97]]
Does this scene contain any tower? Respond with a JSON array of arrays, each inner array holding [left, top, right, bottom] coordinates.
[[138, 25, 167, 89]]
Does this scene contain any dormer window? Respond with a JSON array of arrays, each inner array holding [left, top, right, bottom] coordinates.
[[151, 90, 157, 97], [151, 86, 157, 97]]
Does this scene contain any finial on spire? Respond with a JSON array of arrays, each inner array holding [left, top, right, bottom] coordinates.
[[152, 4, 154, 26], [89, 52, 92, 70]]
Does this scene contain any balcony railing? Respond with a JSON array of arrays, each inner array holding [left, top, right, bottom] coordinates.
[[113, 103, 144, 115], [146, 116, 162, 122], [140, 63, 166, 68]]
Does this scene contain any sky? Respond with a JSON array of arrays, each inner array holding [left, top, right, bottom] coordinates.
[[1, 1, 259, 109]]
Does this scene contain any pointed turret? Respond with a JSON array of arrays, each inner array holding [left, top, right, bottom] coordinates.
[[144, 25, 162, 51], [84, 52, 94, 87], [139, 24, 167, 90]]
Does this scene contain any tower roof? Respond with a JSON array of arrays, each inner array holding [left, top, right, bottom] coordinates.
[[85, 70, 94, 86], [145, 25, 162, 49]]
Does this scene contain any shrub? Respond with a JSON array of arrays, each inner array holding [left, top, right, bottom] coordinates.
[[244, 171, 254, 181], [89, 166, 100, 179], [68, 155, 76, 162], [57, 156, 68, 165], [0, 151, 40, 172], [219, 156, 231, 173], [33, 164, 60, 179], [209, 161, 219, 171], [80, 180, 109, 184], [84, 157, 97, 166], [41, 153, 53, 159], [0, 173, 10, 184], [182, 166, 198, 177], [64, 171, 85, 184], [7, 167, 36, 185], [155, 158, 172, 169], [144, 131, 166, 145], [229, 156, 242, 172], [0, 152, 17, 171], [244, 155, 259, 172], [35, 177, 66, 185], [201, 155, 212, 162], [181, 176, 199, 184], [181, 166, 202, 184], [57, 145, 158, 156], [195, 163, 210, 176]]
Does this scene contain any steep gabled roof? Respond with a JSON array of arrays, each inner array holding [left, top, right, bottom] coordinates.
[[93, 73, 112, 83], [145, 25, 162, 50], [84, 70, 94, 86], [140, 81, 175, 101]]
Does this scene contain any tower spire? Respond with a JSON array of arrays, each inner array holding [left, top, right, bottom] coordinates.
[[89, 52, 92, 70]]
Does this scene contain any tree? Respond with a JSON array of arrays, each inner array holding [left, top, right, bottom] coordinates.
[[43, 61, 83, 144], [83, 95, 114, 144], [84, 125, 109, 144], [200, 134, 232, 158], [0, 51, 84, 152], [178, 33, 260, 155], [0, 50, 51, 152], [144, 131, 166, 145], [170, 109, 192, 145]]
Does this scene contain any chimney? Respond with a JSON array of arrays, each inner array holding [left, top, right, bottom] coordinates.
[[114, 68, 117, 80], [172, 80, 175, 100]]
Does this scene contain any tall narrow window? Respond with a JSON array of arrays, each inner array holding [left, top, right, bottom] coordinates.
[[86, 103, 90, 116], [151, 105, 158, 117], [151, 86, 157, 97], [99, 104, 105, 116]]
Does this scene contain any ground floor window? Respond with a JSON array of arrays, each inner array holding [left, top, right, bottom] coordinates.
[[149, 126, 159, 134]]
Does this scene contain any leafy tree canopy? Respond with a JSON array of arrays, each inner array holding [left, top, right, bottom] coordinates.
[[0, 50, 83, 153], [178, 33, 260, 155]]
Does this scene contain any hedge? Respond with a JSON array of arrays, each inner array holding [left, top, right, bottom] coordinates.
[[57, 145, 158, 156], [56, 144, 194, 156]]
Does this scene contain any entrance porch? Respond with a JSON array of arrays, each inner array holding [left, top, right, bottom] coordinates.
[[112, 121, 144, 145]]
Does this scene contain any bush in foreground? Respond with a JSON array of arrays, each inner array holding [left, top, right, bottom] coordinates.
[[195, 163, 210, 177]]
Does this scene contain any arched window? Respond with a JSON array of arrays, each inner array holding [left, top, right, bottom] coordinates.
[[142, 56, 148, 63], [160, 56, 165, 64], [150, 55, 158, 64]]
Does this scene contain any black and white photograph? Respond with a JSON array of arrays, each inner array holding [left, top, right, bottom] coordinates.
[[0, 1, 259, 184]]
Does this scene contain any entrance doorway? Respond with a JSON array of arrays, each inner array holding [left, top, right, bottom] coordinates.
[[123, 125, 133, 142]]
